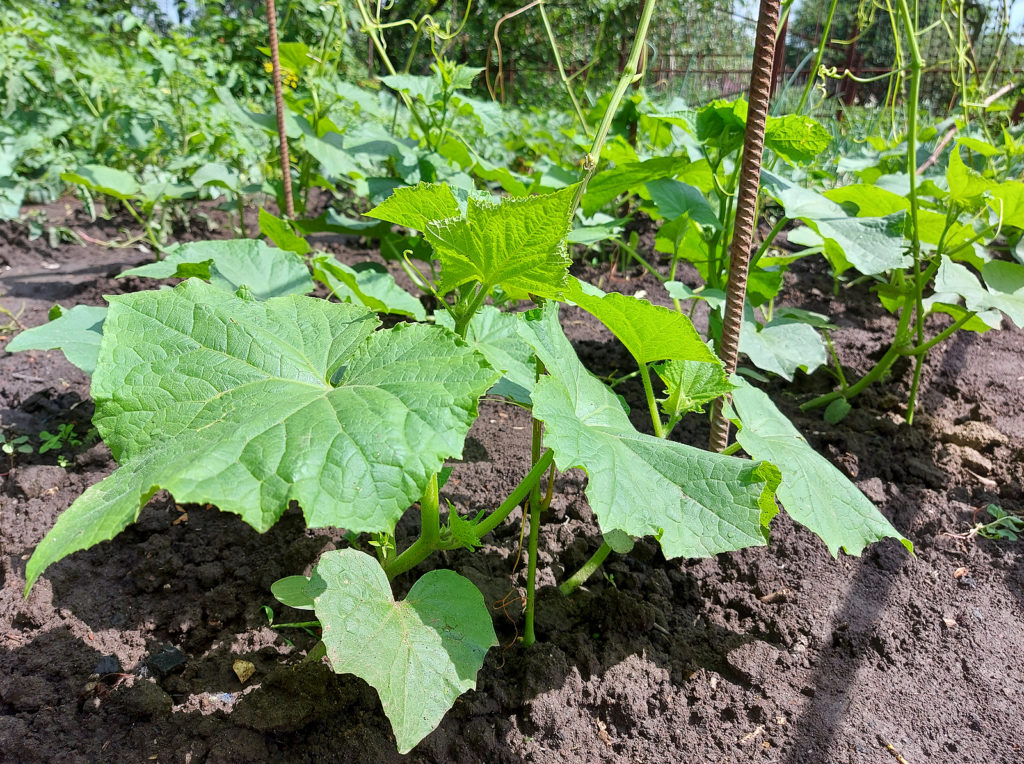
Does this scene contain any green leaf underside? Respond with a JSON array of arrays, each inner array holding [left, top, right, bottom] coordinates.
[[367, 182, 461, 232], [565, 280, 719, 367], [5, 305, 107, 375], [644, 178, 721, 230], [740, 314, 826, 380], [730, 380, 912, 556], [425, 186, 577, 297], [437, 306, 536, 404], [518, 307, 780, 559], [26, 280, 498, 591], [312, 549, 497, 754], [313, 255, 426, 320], [935, 256, 1024, 328], [62, 164, 139, 200], [763, 173, 910, 275], [119, 239, 314, 300]]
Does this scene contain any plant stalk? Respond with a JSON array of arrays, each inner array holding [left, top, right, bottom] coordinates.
[[473, 449, 554, 539], [383, 473, 440, 580], [795, 0, 839, 114], [522, 415, 544, 647], [568, 0, 657, 218], [558, 541, 612, 596], [640, 362, 665, 438], [895, 0, 925, 424]]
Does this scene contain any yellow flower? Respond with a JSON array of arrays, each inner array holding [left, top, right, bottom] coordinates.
[[264, 61, 299, 89]]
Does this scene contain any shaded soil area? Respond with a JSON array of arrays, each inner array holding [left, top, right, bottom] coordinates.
[[2, 201, 1023, 763]]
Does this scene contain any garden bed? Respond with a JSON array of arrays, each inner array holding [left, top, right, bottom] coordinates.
[[1, 203, 1023, 763]]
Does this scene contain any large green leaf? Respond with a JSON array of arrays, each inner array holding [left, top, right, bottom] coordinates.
[[191, 162, 240, 193], [763, 172, 910, 275], [990, 180, 1024, 230], [934, 256, 1024, 328], [303, 130, 361, 180], [740, 311, 826, 380], [730, 380, 912, 556], [564, 280, 719, 367], [437, 306, 536, 404], [824, 184, 909, 217], [644, 178, 721, 230], [518, 307, 779, 559], [62, 165, 139, 200], [26, 281, 498, 591], [311, 549, 497, 754], [764, 114, 832, 165], [946, 145, 993, 206], [119, 239, 314, 299], [312, 255, 426, 320], [425, 186, 576, 297], [582, 155, 693, 215], [5, 305, 107, 375], [367, 182, 461, 232]]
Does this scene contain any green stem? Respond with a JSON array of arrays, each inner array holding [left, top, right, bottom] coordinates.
[[539, 1, 590, 136], [453, 286, 489, 337], [824, 330, 848, 391], [907, 311, 976, 356], [801, 288, 916, 411], [522, 415, 544, 647], [750, 216, 789, 270], [471, 449, 554, 539], [895, 0, 924, 422], [795, 0, 839, 114], [235, 193, 247, 238], [558, 541, 612, 596], [383, 473, 440, 580], [905, 354, 925, 425], [639, 362, 665, 438], [617, 238, 665, 280], [568, 0, 657, 218], [123, 200, 161, 254]]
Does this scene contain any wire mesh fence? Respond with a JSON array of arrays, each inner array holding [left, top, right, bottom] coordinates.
[[492, 0, 1024, 117]]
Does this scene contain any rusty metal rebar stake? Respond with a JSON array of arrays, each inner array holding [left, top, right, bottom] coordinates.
[[266, 0, 295, 218], [708, 0, 782, 453]]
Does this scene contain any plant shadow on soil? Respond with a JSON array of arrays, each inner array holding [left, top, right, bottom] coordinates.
[[2, 207, 1024, 762]]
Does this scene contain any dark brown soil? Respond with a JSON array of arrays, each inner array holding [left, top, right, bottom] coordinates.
[[2, 201, 1023, 763]]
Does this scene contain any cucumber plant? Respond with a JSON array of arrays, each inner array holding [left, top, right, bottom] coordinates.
[[10, 2, 910, 754], [13, 180, 910, 752]]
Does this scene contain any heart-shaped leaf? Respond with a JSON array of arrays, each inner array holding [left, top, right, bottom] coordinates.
[[425, 186, 577, 298], [119, 239, 314, 299], [311, 549, 497, 754]]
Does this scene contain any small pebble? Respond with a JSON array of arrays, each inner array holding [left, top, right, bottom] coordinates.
[[94, 655, 121, 675], [146, 646, 187, 678]]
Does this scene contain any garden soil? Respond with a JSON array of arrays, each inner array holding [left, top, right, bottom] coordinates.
[[1, 202, 1022, 763]]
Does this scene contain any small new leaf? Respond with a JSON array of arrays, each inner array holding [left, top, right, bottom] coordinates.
[[425, 186, 577, 298]]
